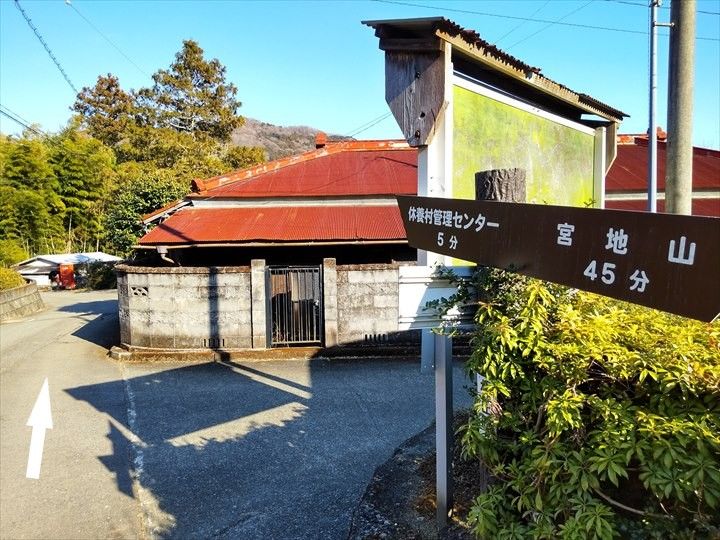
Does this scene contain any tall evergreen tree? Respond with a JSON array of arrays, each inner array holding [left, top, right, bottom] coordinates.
[[72, 74, 135, 147], [135, 40, 244, 141]]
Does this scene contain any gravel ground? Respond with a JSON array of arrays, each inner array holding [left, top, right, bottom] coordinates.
[[349, 414, 482, 540]]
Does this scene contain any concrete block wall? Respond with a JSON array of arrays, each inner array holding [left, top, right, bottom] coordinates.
[[0, 282, 44, 322], [335, 264, 400, 344], [117, 265, 253, 349]]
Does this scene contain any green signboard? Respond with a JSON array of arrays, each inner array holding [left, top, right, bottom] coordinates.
[[452, 81, 596, 207]]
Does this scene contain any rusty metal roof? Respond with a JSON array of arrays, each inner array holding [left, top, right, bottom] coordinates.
[[606, 138, 720, 192], [138, 205, 407, 245], [192, 140, 416, 197], [363, 17, 627, 122]]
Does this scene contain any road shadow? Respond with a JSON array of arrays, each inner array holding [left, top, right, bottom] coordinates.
[[49, 298, 120, 348], [71, 311, 120, 349], [98, 421, 135, 498], [65, 357, 470, 539], [58, 299, 117, 316]]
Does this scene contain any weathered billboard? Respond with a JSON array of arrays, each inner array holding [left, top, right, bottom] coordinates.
[[452, 79, 597, 207]]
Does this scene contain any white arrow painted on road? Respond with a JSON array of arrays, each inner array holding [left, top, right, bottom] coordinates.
[[26, 378, 53, 479]]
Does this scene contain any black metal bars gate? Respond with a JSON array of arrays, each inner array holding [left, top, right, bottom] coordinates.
[[267, 266, 323, 346]]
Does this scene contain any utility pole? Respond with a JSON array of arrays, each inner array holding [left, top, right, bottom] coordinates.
[[665, 0, 696, 215], [648, 0, 660, 213], [648, 0, 672, 213]]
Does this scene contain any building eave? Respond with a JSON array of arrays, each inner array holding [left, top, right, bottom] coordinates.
[[363, 16, 627, 123]]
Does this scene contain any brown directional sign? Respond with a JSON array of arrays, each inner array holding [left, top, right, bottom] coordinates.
[[397, 195, 720, 322]]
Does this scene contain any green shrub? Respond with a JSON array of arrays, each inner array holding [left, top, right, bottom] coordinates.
[[458, 269, 719, 539], [0, 267, 26, 290], [0, 238, 29, 267], [85, 261, 117, 290]]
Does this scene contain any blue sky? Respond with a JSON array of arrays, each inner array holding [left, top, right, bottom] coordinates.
[[1, 0, 719, 148]]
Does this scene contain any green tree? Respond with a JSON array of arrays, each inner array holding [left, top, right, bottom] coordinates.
[[0, 185, 64, 254], [104, 167, 189, 255], [115, 125, 226, 177], [135, 40, 243, 141], [1, 136, 57, 192], [72, 74, 135, 147], [49, 124, 116, 251], [224, 145, 266, 170], [0, 135, 65, 254]]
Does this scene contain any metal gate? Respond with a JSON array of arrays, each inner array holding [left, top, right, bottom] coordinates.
[[267, 266, 323, 346]]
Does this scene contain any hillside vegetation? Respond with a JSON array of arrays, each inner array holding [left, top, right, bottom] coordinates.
[[233, 118, 348, 160]]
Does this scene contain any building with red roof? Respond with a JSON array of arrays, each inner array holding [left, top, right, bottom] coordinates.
[[606, 132, 720, 217], [118, 137, 420, 352], [137, 136, 418, 266]]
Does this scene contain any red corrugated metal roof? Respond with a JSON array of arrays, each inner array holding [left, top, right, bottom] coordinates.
[[138, 206, 407, 245], [605, 198, 720, 217], [194, 147, 416, 199], [192, 140, 416, 197], [606, 139, 720, 192]]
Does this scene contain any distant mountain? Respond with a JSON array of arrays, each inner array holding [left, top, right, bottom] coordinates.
[[232, 118, 350, 161]]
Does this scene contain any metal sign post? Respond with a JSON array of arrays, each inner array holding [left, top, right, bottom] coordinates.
[[398, 196, 720, 322], [434, 332, 453, 527]]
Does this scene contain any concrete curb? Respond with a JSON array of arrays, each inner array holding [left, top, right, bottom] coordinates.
[[108, 344, 431, 363]]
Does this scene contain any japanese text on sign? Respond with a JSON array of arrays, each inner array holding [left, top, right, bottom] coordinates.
[[408, 205, 500, 251], [397, 195, 720, 322]]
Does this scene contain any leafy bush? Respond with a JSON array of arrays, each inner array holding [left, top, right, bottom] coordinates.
[[104, 169, 189, 255], [85, 261, 117, 290], [0, 238, 28, 267], [0, 267, 26, 290], [457, 269, 719, 539]]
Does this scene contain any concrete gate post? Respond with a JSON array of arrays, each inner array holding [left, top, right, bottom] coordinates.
[[251, 259, 268, 348], [323, 258, 338, 347]]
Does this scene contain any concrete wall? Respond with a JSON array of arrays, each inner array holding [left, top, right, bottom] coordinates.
[[335, 263, 401, 344], [0, 282, 44, 322], [117, 265, 253, 349], [117, 261, 410, 350]]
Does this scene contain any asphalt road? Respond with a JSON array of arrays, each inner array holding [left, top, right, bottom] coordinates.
[[1, 290, 471, 539]]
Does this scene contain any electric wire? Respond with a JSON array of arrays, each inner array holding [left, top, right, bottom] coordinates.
[[507, 0, 594, 49], [0, 105, 34, 129], [0, 106, 46, 136], [602, 0, 720, 16], [65, 1, 150, 77], [371, 0, 720, 41], [13, 0, 78, 94], [494, 0, 551, 44], [345, 112, 393, 138]]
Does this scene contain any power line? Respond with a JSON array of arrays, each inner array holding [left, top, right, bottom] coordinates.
[[602, 0, 720, 16], [0, 105, 34, 128], [507, 0, 593, 49], [0, 106, 46, 136], [345, 112, 393, 138], [65, 0, 150, 78], [13, 0, 78, 94], [495, 1, 550, 44], [371, 0, 720, 41]]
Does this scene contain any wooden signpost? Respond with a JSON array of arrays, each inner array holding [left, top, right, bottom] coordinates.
[[396, 194, 720, 529], [398, 195, 720, 322]]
